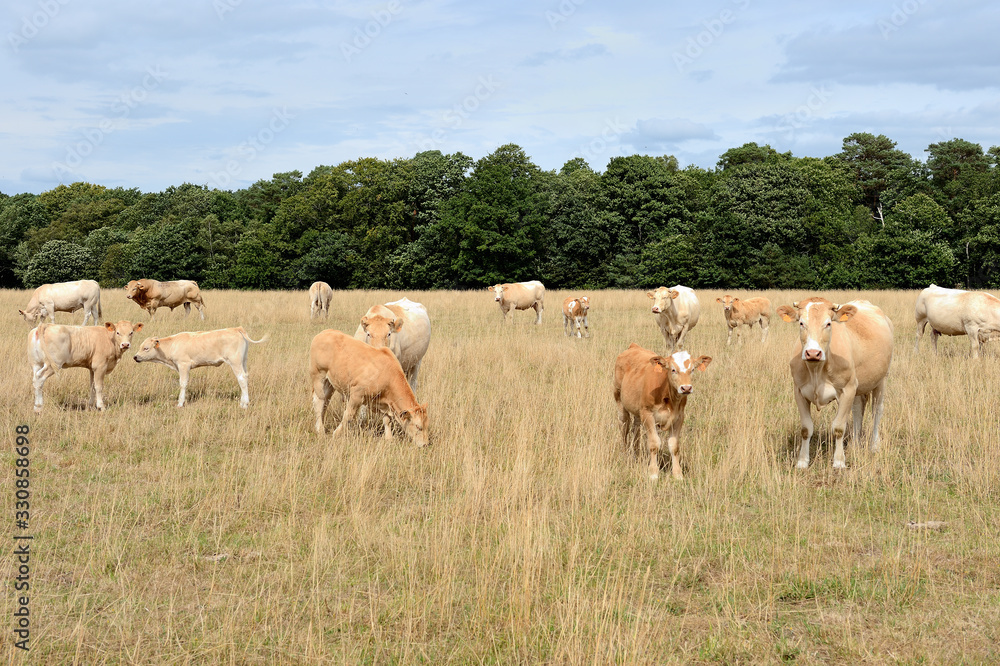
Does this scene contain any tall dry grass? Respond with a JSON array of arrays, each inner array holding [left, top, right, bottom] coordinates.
[[2, 286, 999, 664]]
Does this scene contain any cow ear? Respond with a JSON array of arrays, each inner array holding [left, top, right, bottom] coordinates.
[[105, 322, 116, 331], [695, 356, 712, 372], [835, 305, 858, 322], [646, 291, 655, 299], [392, 318, 404, 332], [650, 356, 667, 371], [398, 409, 410, 421], [732, 298, 741, 304], [668, 290, 679, 299], [776, 305, 798, 323], [360, 316, 369, 331], [18, 309, 24, 315], [133, 323, 143, 332], [153, 338, 159, 348], [715, 298, 723, 304]]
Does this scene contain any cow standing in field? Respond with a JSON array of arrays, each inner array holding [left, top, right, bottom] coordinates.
[[19, 280, 102, 325], [310, 329, 429, 447], [28, 321, 143, 413], [353, 297, 431, 389], [133, 327, 267, 408], [776, 298, 894, 470], [914, 284, 1000, 358], [613, 343, 712, 481], [489, 281, 545, 324], [647, 285, 700, 353], [562, 296, 590, 338], [716, 294, 771, 345], [309, 281, 333, 319], [124, 279, 206, 320]]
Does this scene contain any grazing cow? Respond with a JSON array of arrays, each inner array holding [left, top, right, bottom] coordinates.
[[562, 296, 591, 338], [489, 281, 545, 324], [309, 281, 334, 319], [353, 297, 432, 389], [310, 329, 429, 447], [914, 284, 1000, 358], [613, 343, 712, 481], [133, 327, 267, 408], [124, 279, 206, 320], [647, 285, 700, 353], [28, 321, 143, 413], [716, 294, 771, 345], [19, 280, 102, 326], [776, 298, 894, 470]]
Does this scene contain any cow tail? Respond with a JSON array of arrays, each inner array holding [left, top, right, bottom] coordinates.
[[240, 328, 268, 345]]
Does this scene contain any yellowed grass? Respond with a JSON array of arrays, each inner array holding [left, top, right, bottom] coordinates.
[[2, 287, 999, 664]]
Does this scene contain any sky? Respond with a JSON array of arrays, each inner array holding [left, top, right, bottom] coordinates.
[[2, 0, 998, 195]]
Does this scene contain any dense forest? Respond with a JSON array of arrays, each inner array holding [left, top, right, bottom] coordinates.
[[3, 132, 999, 291]]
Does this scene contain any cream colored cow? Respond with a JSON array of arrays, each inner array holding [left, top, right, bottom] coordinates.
[[309, 281, 333, 319], [647, 285, 700, 353], [489, 281, 545, 324], [776, 297, 894, 470], [915, 284, 1000, 358], [353, 297, 431, 390], [19, 279, 102, 325]]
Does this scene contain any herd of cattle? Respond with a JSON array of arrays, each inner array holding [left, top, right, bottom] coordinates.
[[18, 277, 1000, 479]]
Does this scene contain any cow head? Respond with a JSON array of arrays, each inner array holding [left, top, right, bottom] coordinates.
[[578, 296, 590, 313], [105, 321, 143, 353], [490, 284, 506, 302], [716, 295, 739, 313], [777, 298, 857, 363], [652, 351, 712, 395], [398, 402, 429, 447], [18, 308, 41, 324], [124, 280, 147, 301], [647, 287, 678, 314], [133, 336, 163, 363], [360, 314, 403, 349]]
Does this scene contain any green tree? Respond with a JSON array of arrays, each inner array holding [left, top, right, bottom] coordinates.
[[19, 240, 95, 288]]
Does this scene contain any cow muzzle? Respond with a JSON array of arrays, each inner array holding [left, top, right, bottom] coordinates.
[[651, 306, 660, 314], [679, 385, 693, 394], [803, 348, 824, 362]]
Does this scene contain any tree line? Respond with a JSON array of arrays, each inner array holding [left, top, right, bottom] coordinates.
[[3, 133, 999, 291]]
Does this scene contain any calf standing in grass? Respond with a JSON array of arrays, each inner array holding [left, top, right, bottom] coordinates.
[[562, 296, 590, 338], [309, 281, 333, 319], [133, 327, 267, 408], [29, 321, 143, 413], [613, 343, 712, 481], [310, 329, 429, 447], [716, 294, 771, 345]]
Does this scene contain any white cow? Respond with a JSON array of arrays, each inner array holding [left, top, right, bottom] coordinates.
[[915, 284, 1000, 358], [309, 281, 333, 319], [19, 280, 102, 325], [647, 285, 700, 353], [489, 281, 545, 324], [353, 297, 431, 390]]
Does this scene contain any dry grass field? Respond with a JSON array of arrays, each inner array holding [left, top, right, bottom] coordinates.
[[2, 286, 1000, 664]]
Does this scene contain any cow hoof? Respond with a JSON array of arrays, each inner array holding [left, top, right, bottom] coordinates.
[[240, 403, 249, 409], [33, 406, 42, 414], [649, 472, 659, 481], [795, 460, 809, 469], [833, 460, 847, 470]]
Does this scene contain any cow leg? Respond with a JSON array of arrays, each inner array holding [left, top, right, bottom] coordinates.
[[227, 360, 250, 408], [966, 325, 981, 359], [311, 375, 334, 435], [32, 363, 55, 413], [914, 316, 927, 352], [382, 414, 394, 440], [869, 380, 887, 451], [563, 314, 570, 336], [666, 413, 686, 480], [407, 362, 422, 392], [640, 411, 663, 481], [930, 329, 940, 354], [82, 307, 93, 326], [582, 314, 589, 338], [176, 363, 192, 407], [92, 366, 108, 411], [851, 394, 867, 445], [533, 302, 543, 325], [830, 385, 857, 469], [760, 316, 769, 342], [675, 326, 688, 351], [332, 393, 364, 438], [794, 389, 815, 469], [616, 401, 631, 451], [196, 302, 206, 321]]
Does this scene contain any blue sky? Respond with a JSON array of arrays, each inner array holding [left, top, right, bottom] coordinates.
[[2, 0, 998, 194]]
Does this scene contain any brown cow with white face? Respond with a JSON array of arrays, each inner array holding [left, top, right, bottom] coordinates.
[[776, 297, 894, 470], [613, 343, 712, 481], [716, 294, 771, 345], [309, 281, 333, 319], [310, 329, 429, 447], [28, 321, 143, 412], [562, 296, 590, 338], [124, 279, 205, 320], [489, 281, 545, 324]]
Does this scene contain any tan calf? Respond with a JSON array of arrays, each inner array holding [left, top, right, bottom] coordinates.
[[28, 321, 143, 412], [125, 279, 206, 320], [562, 296, 590, 338], [716, 294, 771, 344], [776, 297, 894, 469], [613, 343, 712, 481], [647, 285, 700, 353], [310, 329, 429, 447], [489, 280, 545, 324], [19, 279, 102, 326], [133, 327, 267, 408], [309, 281, 333, 319], [915, 284, 1000, 358]]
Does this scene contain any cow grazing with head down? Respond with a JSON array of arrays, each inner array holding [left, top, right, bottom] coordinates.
[[489, 281, 545, 324], [310, 329, 429, 447], [915, 284, 1000, 358], [133, 327, 267, 408], [28, 321, 143, 413], [647, 285, 700, 353], [613, 343, 712, 481], [562, 296, 590, 338], [716, 294, 771, 345], [19, 280, 102, 326], [353, 297, 431, 390], [124, 279, 206, 320], [776, 297, 894, 470], [309, 281, 333, 319]]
